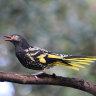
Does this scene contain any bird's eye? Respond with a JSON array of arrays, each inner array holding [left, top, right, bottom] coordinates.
[[12, 36, 19, 41]]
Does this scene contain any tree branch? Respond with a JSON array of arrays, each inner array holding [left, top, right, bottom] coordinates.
[[0, 71, 96, 95]]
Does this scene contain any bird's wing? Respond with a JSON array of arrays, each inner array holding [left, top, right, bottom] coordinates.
[[25, 47, 96, 70], [36, 48, 96, 70]]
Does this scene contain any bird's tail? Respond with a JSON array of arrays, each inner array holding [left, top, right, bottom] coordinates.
[[55, 56, 96, 70]]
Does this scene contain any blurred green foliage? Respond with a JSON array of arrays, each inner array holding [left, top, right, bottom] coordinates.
[[0, 0, 96, 96]]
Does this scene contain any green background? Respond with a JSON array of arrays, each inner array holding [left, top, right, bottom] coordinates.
[[0, 0, 96, 96]]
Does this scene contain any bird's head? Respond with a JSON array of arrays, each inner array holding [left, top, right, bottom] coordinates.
[[4, 34, 23, 42], [4, 34, 29, 48]]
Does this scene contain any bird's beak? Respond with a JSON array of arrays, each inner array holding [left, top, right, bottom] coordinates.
[[4, 35, 13, 41]]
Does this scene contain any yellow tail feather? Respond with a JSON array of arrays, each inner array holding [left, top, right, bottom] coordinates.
[[63, 57, 96, 70], [75, 62, 90, 65], [54, 62, 79, 71], [53, 56, 96, 70], [69, 63, 85, 68]]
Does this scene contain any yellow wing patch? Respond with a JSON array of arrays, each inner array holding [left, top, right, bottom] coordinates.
[[37, 54, 46, 63], [48, 54, 62, 59]]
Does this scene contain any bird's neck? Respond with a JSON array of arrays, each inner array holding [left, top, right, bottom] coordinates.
[[14, 40, 30, 50]]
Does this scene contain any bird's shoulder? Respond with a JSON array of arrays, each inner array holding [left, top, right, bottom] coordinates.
[[24, 46, 49, 53]]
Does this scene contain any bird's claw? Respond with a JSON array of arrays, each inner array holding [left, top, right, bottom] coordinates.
[[34, 75, 39, 80]]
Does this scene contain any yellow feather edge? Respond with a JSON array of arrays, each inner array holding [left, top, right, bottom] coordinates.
[[54, 62, 79, 71], [48, 54, 61, 59], [74, 62, 90, 65], [69, 63, 85, 68]]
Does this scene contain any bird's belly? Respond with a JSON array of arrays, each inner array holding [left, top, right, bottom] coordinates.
[[22, 60, 45, 70], [17, 54, 45, 70]]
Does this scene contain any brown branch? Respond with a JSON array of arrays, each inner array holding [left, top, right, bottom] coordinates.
[[0, 71, 96, 96]]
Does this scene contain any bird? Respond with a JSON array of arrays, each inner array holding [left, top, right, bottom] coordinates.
[[4, 34, 96, 77]]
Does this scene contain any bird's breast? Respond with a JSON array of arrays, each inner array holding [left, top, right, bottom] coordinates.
[[16, 51, 45, 70]]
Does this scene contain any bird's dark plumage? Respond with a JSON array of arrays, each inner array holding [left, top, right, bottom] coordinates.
[[4, 34, 96, 71]]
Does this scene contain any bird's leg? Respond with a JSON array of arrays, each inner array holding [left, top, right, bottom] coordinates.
[[32, 71, 44, 76], [32, 72, 42, 80], [32, 69, 46, 80]]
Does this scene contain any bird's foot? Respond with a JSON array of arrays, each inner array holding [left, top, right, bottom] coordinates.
[[31, 71, 44, 80]]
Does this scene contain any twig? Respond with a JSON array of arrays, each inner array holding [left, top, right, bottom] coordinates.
[[0, 71, 96, 95]]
